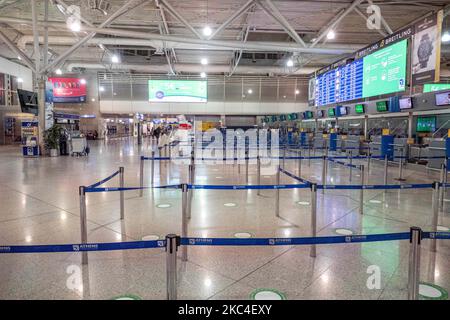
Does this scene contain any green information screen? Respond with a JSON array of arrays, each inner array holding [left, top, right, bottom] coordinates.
[[362, 39, 407, 98], [148, 80, 207, 102], [423, 83, 450, 93], [416, 116, 436, 132]]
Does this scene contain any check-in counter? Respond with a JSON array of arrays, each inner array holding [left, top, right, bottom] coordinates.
[[426, 139, 446, 170]]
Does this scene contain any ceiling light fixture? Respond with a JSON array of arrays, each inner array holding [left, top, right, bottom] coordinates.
[[55, 69, 62, 75], [203, 26, 212, 36], [111, 55, 120, 63], [327, 30, 336, 40], [201, 58, 208, 65], [286, 59, 294, 67], [200, 72, 207, 78], [69, 21, 81, 32], [80, 78, 86, 85], [442, 31, 450, 43]]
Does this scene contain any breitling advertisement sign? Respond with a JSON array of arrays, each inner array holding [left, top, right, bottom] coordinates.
[[411, 10, 443, 85]]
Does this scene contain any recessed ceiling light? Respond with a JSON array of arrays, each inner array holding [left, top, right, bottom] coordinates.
[[17, 55, 22, 60], [69, 21, 81, 32], [203, 26, 212, 36], [200, 72, 207, 78], [17, 78, 23, 83], [201, 58, 208, 65], [247, 89, 253, 94], [111, 55, 120, 63], [55, 69, 62, 75], [295, 89, 300, 94], [442, 32, 450, 43], [327, 30, 336, 39], [80, 78, 86, 84], [286, 59, 294, 67], [99, 86, 105, 92]]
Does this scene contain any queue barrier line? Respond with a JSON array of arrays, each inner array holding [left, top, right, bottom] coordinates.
[[317, 183, 434, 190], [327, 157, 360, 170], [279, 167, 312, 185], [87, 170, 120, 188], [2, 231, 449, 254], [84, 184, 181, 193], [140, 155, 412, 161], [188, 184, 311, 190]]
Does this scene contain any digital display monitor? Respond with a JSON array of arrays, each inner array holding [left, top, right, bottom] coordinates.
[[17, 89, 38, 116], [48, 77, 87, 103], [287, 113, 298, 120], [423, 83, 450, 93], [279, 115, 287, 121], [313, 39, 407, 106], [416, 116, 436, 133], [148, 80, 207, 102], [355, 104, 365, 114], [435, 91, 450, 106], [317, 110, 324, 118], [399, 97, 413, 110], [339, 106, 348, 115], [271, 115, 277, 122], [328, 108, 335, 117], [376, 101, 388, 112]]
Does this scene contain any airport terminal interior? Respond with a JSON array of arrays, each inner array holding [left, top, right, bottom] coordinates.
[[1, 0, 450, 301]]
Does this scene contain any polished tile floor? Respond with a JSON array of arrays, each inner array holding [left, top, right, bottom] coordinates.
[[0, 137, 449, 300]]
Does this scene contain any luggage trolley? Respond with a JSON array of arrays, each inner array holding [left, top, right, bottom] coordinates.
[[71, 136, 89, 156]]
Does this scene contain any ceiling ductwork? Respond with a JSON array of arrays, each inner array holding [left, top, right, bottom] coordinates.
[[66, 62, 317, 75]]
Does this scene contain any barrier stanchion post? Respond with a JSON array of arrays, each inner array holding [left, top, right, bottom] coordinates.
[[407, 227, 422, 300], [151, 150, 155, 186], [139, 156, 144, 197], [79, 186, 88, 265], [257, 155, 261, 196], [383, 154, 388, 188], [321, 155, 326, 193], [439, 164, 445, 211], [187, 165, 193, 219], [166, 234, 180, 300], [119, 166, 125, 220], [349, 151, 353, 182], [359, 165, 364, 215], [396, 147, 406, 181], [308, 145, 311, 167], [310, 183, 317, 258], [245, 150, 249, 184], [430, 181, 439, 253], [282, 147, 286, 169], [181, 184, 188, 261], [367, 147, 371, 173], [275, 165, 280, 217], [298, 150, 302, 177]]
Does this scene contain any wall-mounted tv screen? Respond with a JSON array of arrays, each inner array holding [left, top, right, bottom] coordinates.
[[435, 91, 450, 106], [279, 115, 287, 121], [287, 113, 298, 120], [304, 111, 313, 119], [17, 89, 38, 116], [355, 104, 365, 114], [148, 80, 207, 102], [328, 108, 335, 117], [399, 97, 413, 110], [339, 106, 347, 115], [423, 83, 450, 93], [376, 101, 388, 112], [416, 116, 436, 133], [317, 110, 324, 118], [271, 115, 277, 122], [48, 77, 87, 103]]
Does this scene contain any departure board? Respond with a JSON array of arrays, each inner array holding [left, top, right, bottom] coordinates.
[[313, 39, 407, 107]]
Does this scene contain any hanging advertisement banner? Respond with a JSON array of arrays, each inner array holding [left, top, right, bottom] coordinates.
[[411, 10, 443, 85], [44, 81, 54, 130], [47, 77, 87, 103]]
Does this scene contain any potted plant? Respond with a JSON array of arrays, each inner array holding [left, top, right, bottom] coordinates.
[[44, 124, 61, 157]]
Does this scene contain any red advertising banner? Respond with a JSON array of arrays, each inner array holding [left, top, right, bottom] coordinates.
[[48, 77, 87, 103]]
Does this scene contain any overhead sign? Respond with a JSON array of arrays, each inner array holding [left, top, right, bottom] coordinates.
[[411, 11, 443, 85], [48, 77, 87, 103], [148, 80, 207, 103]]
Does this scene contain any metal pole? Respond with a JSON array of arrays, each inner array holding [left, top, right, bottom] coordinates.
[[383, 154, 388, 186], [151, 150, 155, 186], [257, 155, 261, 196], [430, 181, 439, 253], [321, 155, 326, 193], [79, 186, 88, 265], [181, 184, 188, 261], [308, 145, 311, 166], [349, 151, 353, 182], [310, 183, 317, 258], [187, 165, 193, 219], [139, 156, 144, 197], [245, 150, 249, 184], [282, 146, 286, 169], [439, 164, 445, 211], [397, 147, 405, 181], [275, 165, 280, 217], [359, 165, 364, 215], [367, 147, 371, 173], [298, 150, 302, 177], [407, 227, 422, 300], [166, 234, 180, 300], [119, 167, 125, 220]]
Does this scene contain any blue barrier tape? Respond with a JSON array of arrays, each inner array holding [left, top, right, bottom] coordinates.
[[317, 183, 434, 190], [279, 167, 311, 185], [84, 184, 181, 193], [87, 170, 120, 188], [327, 157, 360, 170], [188, 184, 310, 190], [0, 240, 165, 254], [424, 231, 450, 240], [181, 232, 410, 246]]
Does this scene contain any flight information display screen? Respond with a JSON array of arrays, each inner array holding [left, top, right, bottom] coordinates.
[[313, 39, 407, 107]]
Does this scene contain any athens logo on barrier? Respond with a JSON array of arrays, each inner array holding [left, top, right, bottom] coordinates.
[[157, 241, 165, 247], [0, 246, 11, 252]]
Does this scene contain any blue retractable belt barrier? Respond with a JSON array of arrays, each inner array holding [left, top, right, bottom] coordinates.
[[2, 232, 449, 254], [87, 170, 120, 188], [84, 184, 181, 193], [317, 183, 434, 190], [279, 167, 311, 185], [327, 157, 360, 169], [0, 240, 165, 254], [188, 184, 310, 190]]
